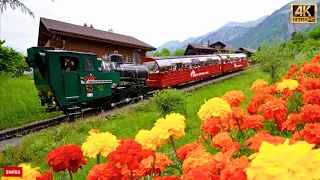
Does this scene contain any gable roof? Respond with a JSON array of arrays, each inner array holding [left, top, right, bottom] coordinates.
[[239, 47, 257, 54], [188, 43, 213, 50], [222, 46, 242, 53], [39, 17, 156, 50], [209, 41, 226, 48]]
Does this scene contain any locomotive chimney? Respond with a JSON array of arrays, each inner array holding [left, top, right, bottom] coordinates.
[[133, 49, 141, 65]]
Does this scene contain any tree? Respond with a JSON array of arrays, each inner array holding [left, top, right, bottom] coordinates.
[[253, 40, 294, 83], [172, 49, 185, 56], [308, 24, 320, 40], [153, 48, 171, 57], [0, 0, 54, 18], [0, 40, 29, 76]]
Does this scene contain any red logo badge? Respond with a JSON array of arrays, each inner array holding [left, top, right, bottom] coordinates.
[[3, 167, 23, 177]]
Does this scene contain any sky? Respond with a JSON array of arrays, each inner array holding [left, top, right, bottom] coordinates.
[[0, 0, 293, 54]]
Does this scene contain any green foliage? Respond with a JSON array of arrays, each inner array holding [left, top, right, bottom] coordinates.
[[172, 49, 185, 56], [0, 40, 30, 76], [0, 73, 62, 130], [252, 40, 294, 83], [308, 23, 320, 40], [154, 48, 171, 57], [152, 88, 187, 117]]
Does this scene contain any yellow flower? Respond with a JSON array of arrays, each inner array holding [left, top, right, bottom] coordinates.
[[135, 129, 162, 151], [165, 113, 186, 124], [1, 163, 41, 180], [276, 79, 299, 92], [154, 116, 186, 140], [81, 129, 120, 158], [197, 97, 231, 121], [246, 139, 320, 180]]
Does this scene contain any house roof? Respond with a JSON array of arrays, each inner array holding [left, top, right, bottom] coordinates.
[[209, 41, 226, 48], [239, 47, 257, 54], [222, 46, 242, 52], [40, 17, 156, 50], [188, 43, 214, 50]]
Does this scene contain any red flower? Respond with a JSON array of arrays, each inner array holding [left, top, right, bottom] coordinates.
[[182, 163, 220, 180], [300, 104, 320, 123], [281, 112, 301, 131], [36, 171, 53, 180], [47, 144, 87, 173], [259, 99, 288, 131], [246, 103, 258, 115], [107, 139, 155, 171], [299, 123, 320, 146], [241, 115, 265, 131], [220, 156, 249, 180], [176, 142, 206, 160], [303, 89, 320, 105], [87, 162, 123, 180]]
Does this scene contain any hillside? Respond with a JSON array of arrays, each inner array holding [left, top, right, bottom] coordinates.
[[156, 0, 320, 53]]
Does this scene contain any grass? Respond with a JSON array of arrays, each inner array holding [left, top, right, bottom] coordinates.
[[0, 67, 270, 178], [0, 73, 62, 130]]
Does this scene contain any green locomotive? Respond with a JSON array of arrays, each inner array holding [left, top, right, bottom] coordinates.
[[26, 47, 149, 114]]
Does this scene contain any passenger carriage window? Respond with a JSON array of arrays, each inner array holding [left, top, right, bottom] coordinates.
[[60, 56, 79, 71], [84, 58, 94, 71]]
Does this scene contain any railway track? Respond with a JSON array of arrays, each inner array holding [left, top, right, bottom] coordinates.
[[0, 65, 257, 143]]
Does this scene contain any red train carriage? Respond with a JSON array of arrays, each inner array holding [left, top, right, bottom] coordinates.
[[143, 53, 248, 89], [219, 54, 248, 73]]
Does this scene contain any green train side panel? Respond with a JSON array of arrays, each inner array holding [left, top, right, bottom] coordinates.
[[46, 51, 120, 106]]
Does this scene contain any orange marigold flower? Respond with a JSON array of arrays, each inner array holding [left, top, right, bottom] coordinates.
[[176, 142, 206, 160], [299, 77, 320, 90], [87, 162, 123, 180], [250, 93, 267, 107], [211, 132, 240, 153], [181, 162, 220, 180], [281, 112, 301, 131], [211, 148, 237, 173], [182, 152, 214, 174], [312, 54, 320, 63], [244, 130, 285, 152], [259, 99, 288, 131], [249, 79, 269, 93], [299, 123, 320, 146], [241, 115, 265, 131], [221, 90, 246, 107], [231, 107, 246, 122], [154, 175, 182, 180], [301, 61, 320, 76], [303, 89, 320, 105], [300, 104, 320, 123], [36, 171, 53, 180], [142, 153, 172, 175], [267, 82, 279, 95], [200, 117, 229, 136], [220, 156, 250, 180], [47, 144, 87, 173], [246, 103, 258, 115], [282, 64, 299, 79], [107, 139, 155, 171]]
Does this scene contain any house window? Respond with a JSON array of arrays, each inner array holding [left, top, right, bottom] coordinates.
[[102, 54, 110, 61], [125, 56, 132, 63], [84, 58, 94, 71]]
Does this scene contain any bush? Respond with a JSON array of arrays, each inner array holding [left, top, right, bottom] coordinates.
[[152, 88, 187, 117]]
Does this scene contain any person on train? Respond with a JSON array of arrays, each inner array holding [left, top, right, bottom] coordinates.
[[64, 58, 73, 71]]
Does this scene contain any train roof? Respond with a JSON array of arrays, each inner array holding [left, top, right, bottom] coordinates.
[[43, 50, 96, 56], [149, 53, 247, 60]]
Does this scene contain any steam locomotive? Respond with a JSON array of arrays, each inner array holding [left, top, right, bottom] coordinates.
[[26, 46, 248, 114]]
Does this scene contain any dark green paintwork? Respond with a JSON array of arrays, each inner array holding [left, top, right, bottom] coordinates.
[[26, 47, 120, 107]]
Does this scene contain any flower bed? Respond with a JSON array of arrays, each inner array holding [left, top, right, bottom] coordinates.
[[2, 55, 320, 180]]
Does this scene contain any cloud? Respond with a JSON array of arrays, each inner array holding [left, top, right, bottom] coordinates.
[[0, 0, 293, 53]]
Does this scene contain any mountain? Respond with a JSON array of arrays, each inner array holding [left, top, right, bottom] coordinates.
[[156, 0, 320, 53]]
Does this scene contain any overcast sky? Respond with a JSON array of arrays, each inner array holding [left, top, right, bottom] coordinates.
[[1, 0, 293, 54]]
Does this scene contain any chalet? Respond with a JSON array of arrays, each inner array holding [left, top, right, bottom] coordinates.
[[238, 47, 257, 57], [184, 41, 241, 55], [37, 17, 156, 64]]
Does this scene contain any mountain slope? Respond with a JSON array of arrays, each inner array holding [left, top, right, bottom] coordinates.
[[156, 0, 320, 53]]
